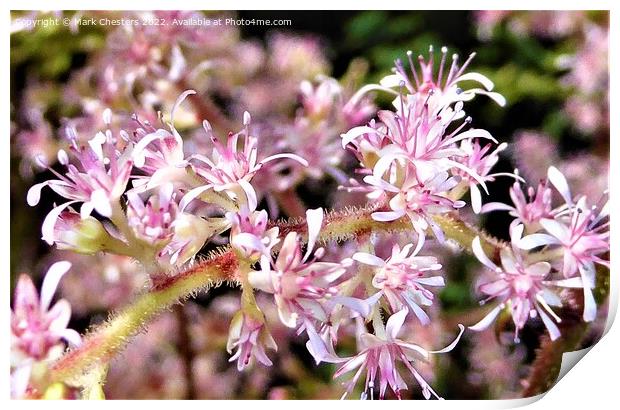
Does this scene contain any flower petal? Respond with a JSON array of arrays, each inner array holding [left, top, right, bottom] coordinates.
[[237, 179, 258, 212], [40, 261, 71, 311], [470, 184, 482, 214], [536, 306, 561, 341], [386, 308, 409, 341], [90, 189, 112, 217], [232, 233, 264, 253], [179, 185, 212, 212], [518, 233, 560, 249], [480, 202, 514, 213], [352, 252, 385, 267], [332, 292, 382, 318], [528, 262, 551, 277], [469, 305, 502, 331], [41, 201, 78, 245], [472, 236, 497, 270], [170, 89, 196, 127], [371, 210, 405, 222], [10, 364, 31, 399], [582, 285, 597, 322], [455, 72, 495, 91], [261, 153, 309, 167], [304, 208, 323, 261], [430, 324, 465, 354], [47, 299, 72, 333], [539, 218, 570, 243], [341, 126, 377, 147], [415, 276, 445, 287], [479, 279, 509, 296], [547, 166, 572, 206], [500, 248, 519, 274], [27, 181, 51, 206]]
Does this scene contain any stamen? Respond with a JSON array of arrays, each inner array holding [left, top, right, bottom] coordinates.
[[445, 53, 459, 86], [438, 46, 448, 88], [456, 52, 477, 79], [406, 50, 420, 87]]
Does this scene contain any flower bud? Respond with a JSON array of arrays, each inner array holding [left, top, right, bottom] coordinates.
[[53, 211, 114, 255]]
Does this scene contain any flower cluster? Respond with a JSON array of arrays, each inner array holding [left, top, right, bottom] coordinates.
[[15, 35, 610, 401], [470, 167, 609, 341], [26, 94, 305, 275], [341, 47, 508, 247]]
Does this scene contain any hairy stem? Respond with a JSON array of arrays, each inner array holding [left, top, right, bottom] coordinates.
[[50, 250, 239, 385], [50, 204, 501, 388]]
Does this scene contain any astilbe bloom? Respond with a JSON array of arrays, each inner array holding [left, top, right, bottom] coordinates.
[[352, 243, 445, 325], [518, 167, 609, 321], [365, 167, 465, 248], [27, 110, 133, 241], [481, 171, 555, 233], [226, 310, 277, 371], [182, 109, 308, 212], [343, 97, 496, 187], [378, 46, 506, 110], [227, 206, 280, 260], [11, 262, 81, 398], [126, 182, 178, 247], [341, 49, 507, 246], [247, 209, 352, 360], [453, 139, 514, 213], [335, 308, 464, 400], [469, 225, 591, 342], [131, 90, 308, 213], [129, 92, 193, 191], [126, 180, 219, 267]]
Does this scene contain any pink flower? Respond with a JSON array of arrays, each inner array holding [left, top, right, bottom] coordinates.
[[367, 166, 465, 246], [379, 46, 506, 108], [27, 110, 133, 243], [46, 208, 112, 254], [352, 243, 444, 325], [227, 207, 280, 260], [454, 139, 516, 213], [126, 183, 178, 247], [481, 175, 554, 232], [517, 169, 609, 321], [249, 209, 350, 328], [299, 77, 343, 119], [158, 212, 227, 267], [11, 262, 81, 398], [226, 310, 277, 371], [130, 91, 194, 190], [343, 97, 496, 190], [335, 308, 464, 399], [183, 111, 308, 212], [470, 228, 588, 341]]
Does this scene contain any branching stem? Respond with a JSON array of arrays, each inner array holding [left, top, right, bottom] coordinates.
[[49, 204, 503, 390]]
